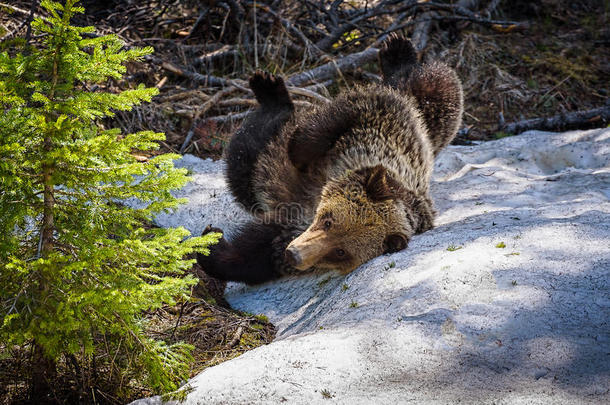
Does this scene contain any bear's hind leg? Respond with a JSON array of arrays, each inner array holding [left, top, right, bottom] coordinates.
[[378, 35, 463, 157], [406, 63, 463, 156], [378, 34, 419, 89]]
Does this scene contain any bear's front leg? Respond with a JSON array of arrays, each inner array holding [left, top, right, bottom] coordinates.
[[197, 222, 286, 285], [249, 71, 293, 110]]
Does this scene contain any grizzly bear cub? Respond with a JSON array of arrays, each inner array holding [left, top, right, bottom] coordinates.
[[197, 35, 463, 284]]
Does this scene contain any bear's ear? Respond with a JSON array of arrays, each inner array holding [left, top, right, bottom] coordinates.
[[383, 233, 408, 253], [364, 165, 395, 201]]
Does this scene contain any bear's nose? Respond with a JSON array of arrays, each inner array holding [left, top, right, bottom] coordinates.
[[284, 247, 302, 268]]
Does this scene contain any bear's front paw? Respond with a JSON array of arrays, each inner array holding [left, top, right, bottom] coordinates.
[[201, 224, 227, 249], [202, 224, 224, 236], [249, 71, 292, 108], [197, 225, 228, 280]]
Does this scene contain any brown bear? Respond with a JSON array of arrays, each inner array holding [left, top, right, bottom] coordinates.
[[197, 35, 463, 284]]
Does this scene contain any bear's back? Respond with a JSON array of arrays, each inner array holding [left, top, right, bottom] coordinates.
[[250, 84, 434, 222], [324, 85, 434, 192]]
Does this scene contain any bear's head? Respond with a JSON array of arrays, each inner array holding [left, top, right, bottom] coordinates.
[[285, 165, 434, 273]]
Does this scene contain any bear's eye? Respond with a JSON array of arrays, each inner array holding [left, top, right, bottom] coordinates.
[[323, 220, 332, 230], [323, 247, 351, 263]]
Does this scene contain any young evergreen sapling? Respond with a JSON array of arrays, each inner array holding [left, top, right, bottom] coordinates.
[[0, 0, 219, 398]]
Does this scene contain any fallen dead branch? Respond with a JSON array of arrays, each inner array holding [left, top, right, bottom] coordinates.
[[500, 106, 610, 135], [208, 111, 251, 123], [287, 47, 379, 87], [0, 2, 36, 17], [180, 86, 240, 153], [226, 325, 244, 348], [411, 11, 435, 51], [286, 85, 330, 103], [194, 45, 240, 66], [161, 60, 231, 88], [217, 98, 313, 108]]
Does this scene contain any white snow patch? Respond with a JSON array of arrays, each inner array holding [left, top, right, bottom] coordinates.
[[133, 128, 610, 404]]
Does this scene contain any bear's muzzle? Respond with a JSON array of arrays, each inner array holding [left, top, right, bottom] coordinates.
[[285, 229, 328, 270]]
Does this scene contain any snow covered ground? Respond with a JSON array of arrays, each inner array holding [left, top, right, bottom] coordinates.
[[133, 128, 610, 404]]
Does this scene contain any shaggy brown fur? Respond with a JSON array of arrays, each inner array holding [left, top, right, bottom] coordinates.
[[198, 35, 463, 284]]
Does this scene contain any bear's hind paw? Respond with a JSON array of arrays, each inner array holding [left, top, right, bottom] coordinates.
[[379, 34, 418, 82]]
